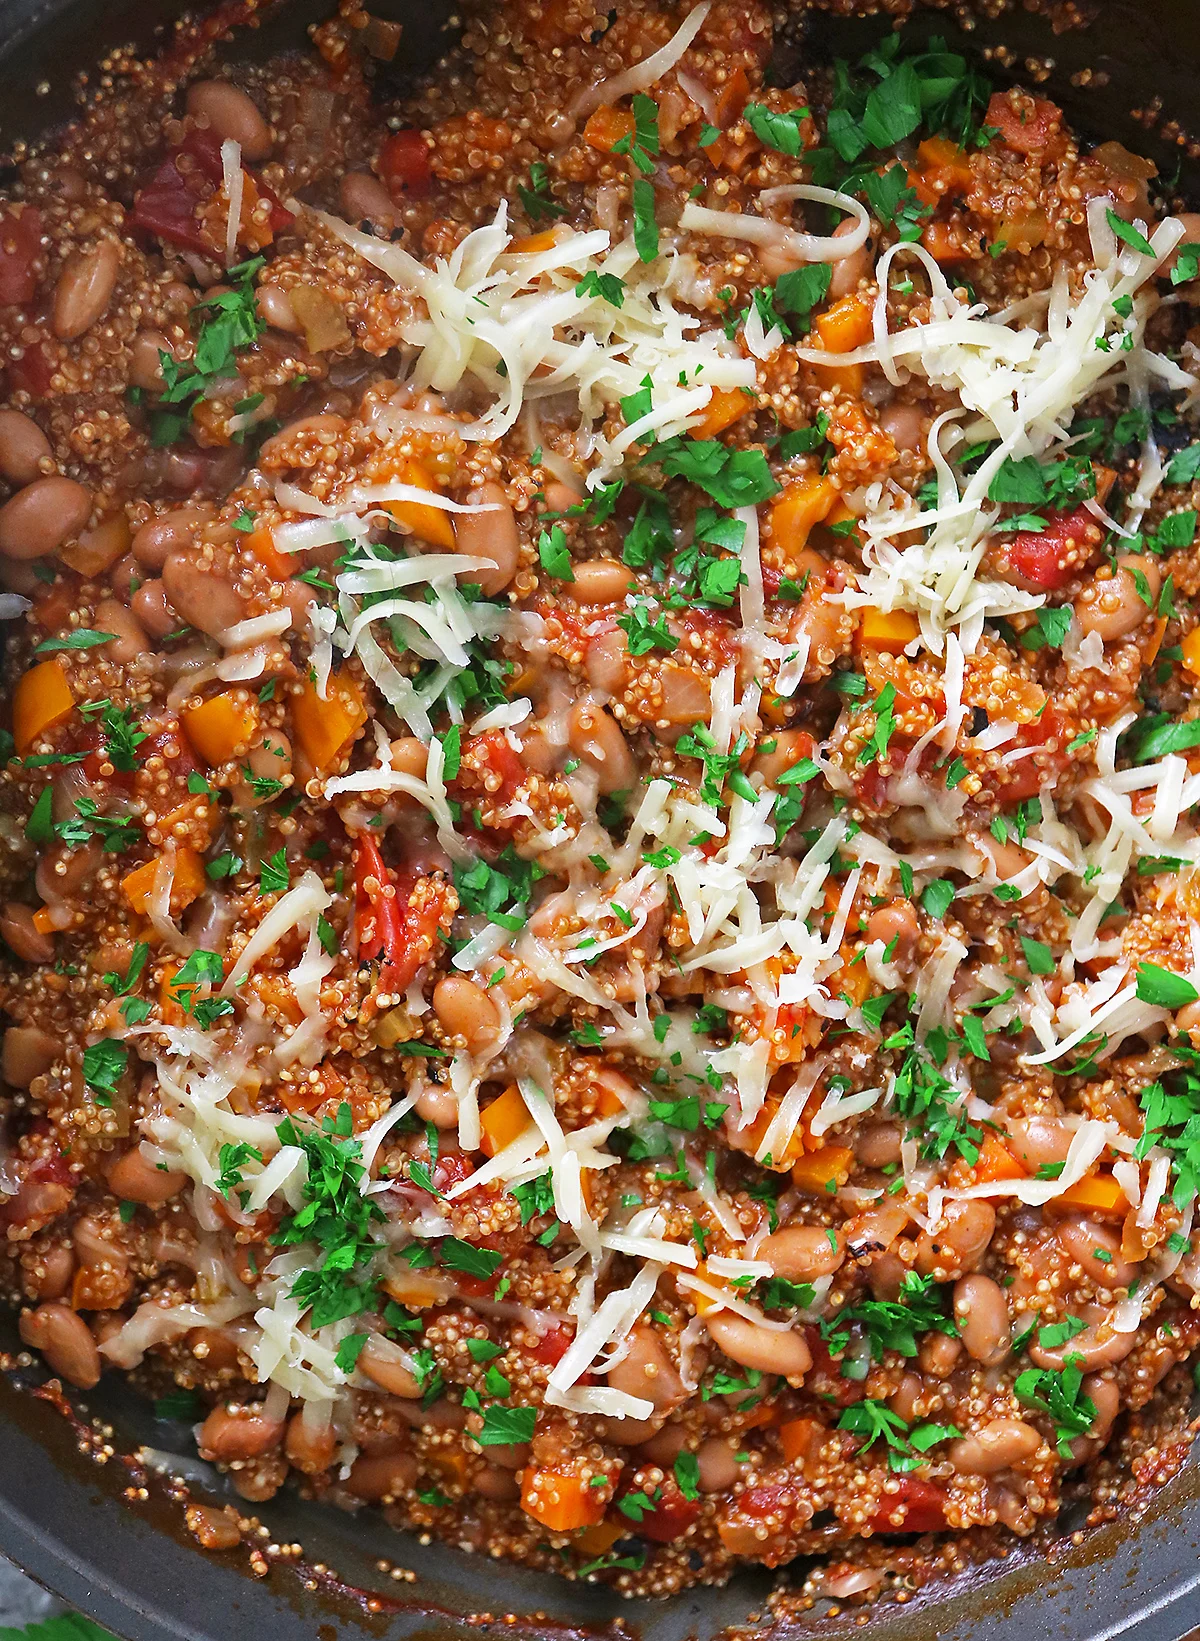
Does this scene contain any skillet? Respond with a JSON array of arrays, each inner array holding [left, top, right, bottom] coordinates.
[[4, 1, 1200, 1637]]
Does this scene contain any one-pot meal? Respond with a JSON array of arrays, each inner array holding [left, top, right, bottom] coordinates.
[[2, 0, 1200, 1598]]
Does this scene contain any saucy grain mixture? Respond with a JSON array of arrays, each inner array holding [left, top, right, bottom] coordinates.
[[4, 0, 1200, 1597]]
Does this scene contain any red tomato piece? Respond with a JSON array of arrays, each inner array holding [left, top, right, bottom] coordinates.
[[354, 836, 444, 996], [6, 341, 54, 398], [868, 1476, 947, 1535], [131, 129, 225, 251], [985, 91, 1064, 156], [635, 1492, 701, 1544], [1004, 506, 1093, 591], [379, 130, 432, 197], [0, 206, 43, 306]]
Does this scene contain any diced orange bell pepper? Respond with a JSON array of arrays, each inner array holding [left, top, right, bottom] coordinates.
[[427, 1447, 471, 1489], [1050, 1172, 1127, 1220], [156, 794, 216, 851], [814, 294, 873, 393], [181, 691, 258, 767], [770, 473, 838, 553], [690, 387, 754, 441], [245, 523, 295, 581], [857, 607, 920, 654], [480, 1083, 532, 1157], [520, 1469, 606, 1532], [792, 1145, 853, 1195], [583, 106, 636, 153], [383, 459, 456, 550], [250, 972, 304, 1025], [158, 961, 187, 1028], [32, 907, 57, 936], [1143, 615, 1169, 667], [973, 1133, 1026, 1184], [690, 1261, 730, 1317], [1181, 628, 1200, 677], [594, 1079, 628, 1118], [59, 514, 130, 579], [507, 229, 562, 256], [575, 1519, 623, 1557], [13, 658, 75, 755], [916, 136, 974, 186], [122, 847, 206, 917], [779, 1416, 819, 1465], [292, 670, 368, 772]]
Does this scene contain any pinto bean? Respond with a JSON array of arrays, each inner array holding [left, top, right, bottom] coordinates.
[[1002, 1113, 1075, 1172], [568, 700, 635, 793], [607, 1322, 683, 1416], [95, 597, 149, 664], [0, 903, 54, 963], [432, 974, 501, 1052], [0, 408, 51, 484], [198, 1401, 286, 1461], [889, 1372, 924, 1424], [704, 1312, 812, 1379], [637, 1423, 685, 1465], [104, 1145, 187, 1204], [415, 1083, 459, 1128], [1075, 554, 1160, 642], [696, 1437, 740, 1492], [339, 171, 398, 228], [914, 1199, 996, 1279], [570, 557, 633, 604], [855, 1121, 903, 1168], [918, 1330, 962, 1379], [0, 476, 92, 561], [474, 1464, 520, 1501], [346, 1449, 418, 1502], [866, 898, 920, 962], [255, 283, 300, 333], [843, 1201, 911, 1264], [285, 1410, 337, 1473], [26, 1243, 75, 1301], [2, 1024, 58, 1086], [1056, 1217, 1139, 1287], [129, 330, 171, 391], [954, 1274, 1011, 1365], [453, 483, 520, 596], [758, 1224, 843, 1281], [1028, 1317, 1138, 1372], [19, 1302, 101, 1388], [161, 551, 245, 636], [1082, 1372, 1120, 1442], [132, 507, 212, 570], [53, 239, 121, 340], [248, 730, 292, 788], [132, 579, 177, 638], [186, 80, 273, 161], [185, 1503, 242, 1550], [585, 627, 629, 693], [948, 1419, 1040, 1476], [878, 400, 926, 453], [827, 216, 873, 299], [358, 1335, 421, 1399]]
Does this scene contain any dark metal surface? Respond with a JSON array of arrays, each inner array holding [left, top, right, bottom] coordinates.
[[3, 2, 1200, 1638]]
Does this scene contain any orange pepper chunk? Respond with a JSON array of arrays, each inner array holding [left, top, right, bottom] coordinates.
[[690, 387, 754, 441], [181, 691, 258, 767], [575, 1519, 623, 1557], [382, 459, 457, 550], [1181, 627, 1200, 677], [813, 293, 873, 394], [583, 106, 636, 153], [769, 473, 838, 553], [245, 523, 295, 581], [158, 961, 187, 1028], [122, 847, 206, 917], [32, 907, 57, 936], [520, 1468, 606, 1532], [857, 607, 920, 654], [779, 1415, 820, 1465], [916, 136, 974, 185], [792, 1145, 853, 1195], [292, 671, 368, 773], [506, 229, 563, 255], [594, 1080, 628, 1118], [1050, 1172, 1127, 1220], [480, 1083, 532, 1157], [973, 1134, 1026, 1184], [13, 658, 76, 755], [59, 514, 131, 579]]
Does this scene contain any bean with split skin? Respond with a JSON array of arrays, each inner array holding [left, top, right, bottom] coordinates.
[[198, 1401, 286, 1461], [453, 482, 520, 596], [568, 700, 635, 793], [704, 1312, 812, 1379], [432, 973, 500, 1052], [185, 80, 272, 161], [2, 1024, 58, 1086], [914, 1200, 996, 1279], [0, 476, 92, 560], [19, 1302, 101, 1388], [132, 579, 176, 638], [53, 238, 121, 340], [0, 408, 51, 484], [948, 1419, 1041, 1476], [954, 1274, 1011, 1365]]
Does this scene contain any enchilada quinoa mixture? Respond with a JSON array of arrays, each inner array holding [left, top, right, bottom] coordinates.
[[5, 0, 1200, 1596]]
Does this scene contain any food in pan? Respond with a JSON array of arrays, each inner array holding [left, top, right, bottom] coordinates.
[[3, 0, 1200, 1596]]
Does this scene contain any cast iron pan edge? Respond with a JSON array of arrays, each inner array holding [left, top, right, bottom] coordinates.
[[3, 0, 1200, 1637]]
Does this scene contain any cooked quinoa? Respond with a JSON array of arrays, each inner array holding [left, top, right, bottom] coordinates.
[[3, 0, 1200, 1599]]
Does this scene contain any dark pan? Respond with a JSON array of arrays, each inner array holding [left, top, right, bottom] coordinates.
[[3, 2, 1200, 1638]]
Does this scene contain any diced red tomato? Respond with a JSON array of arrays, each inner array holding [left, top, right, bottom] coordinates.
[[454, 730, 528, 808], [379, 130, 432, 197], [1003, 506, 1094, 591], [531, 1325, 573, 1368], [867, 1476, 947, 1535], [354, 834, 445, 995], [0, 206, 42, 307], [634, 1491, 701, 1544], [131, 128, 225, 252], [6, 341, 54, 398], [432, 1151, 475, 1193], [997, 706, 1068, 801], [985, 91, 1063, 156]]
